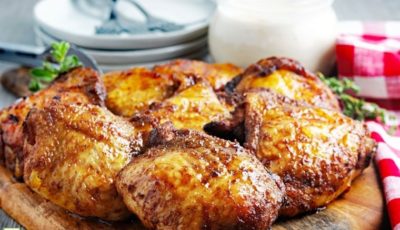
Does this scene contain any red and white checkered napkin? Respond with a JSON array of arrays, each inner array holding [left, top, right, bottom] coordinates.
[[336, 21, 400, 111], [336, 21, 400, 229], [367, 121, 400, 230]]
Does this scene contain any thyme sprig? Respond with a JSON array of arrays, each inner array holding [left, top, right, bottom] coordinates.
[[319, 74, 398, 134]]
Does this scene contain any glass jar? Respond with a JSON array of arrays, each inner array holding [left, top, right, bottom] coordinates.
[[208, 0, 338, 74]]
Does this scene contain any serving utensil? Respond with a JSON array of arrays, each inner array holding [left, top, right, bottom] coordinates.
[[127, 0, 184, 32], [95, 0, 126, 34], [95, 0, 184, 35], [0, 42, 101, 73]]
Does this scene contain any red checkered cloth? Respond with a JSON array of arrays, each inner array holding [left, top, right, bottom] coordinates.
[[336, 21, 400, 111], [368, 121, 400, 230], [337, 21, 400, 230]]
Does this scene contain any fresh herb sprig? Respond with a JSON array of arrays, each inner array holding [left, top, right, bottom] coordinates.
[[29, 41, 82, 92], [319, 74, 398, 133]]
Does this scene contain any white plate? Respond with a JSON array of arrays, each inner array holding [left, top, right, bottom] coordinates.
[[34, 0, 214, 50], [100, 48, 209, 72], [35, 26, 208, 64]]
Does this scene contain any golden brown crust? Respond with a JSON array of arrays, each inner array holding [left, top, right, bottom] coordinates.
[[0, 67, 105, 178], [153, 59, 242, 91], [247, 90, 376, 216], [130, 81, 231, 137], [0, 163, 155, 230], [53, 68, 106, 106], [205, 89, 376, 217], [103, 68, 180, 117], [104, 60, 241, 118], [0, 58, 378, 228], [226, 57, 340, 111], [0, 165, 146, 230], [23, 102, 143, 221], [116, 124, 284, 229], [205, 89, 304, 142]]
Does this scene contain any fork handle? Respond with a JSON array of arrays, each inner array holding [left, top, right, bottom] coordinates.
[[0, 42, 45, 57], [0, 42, 46, 67]]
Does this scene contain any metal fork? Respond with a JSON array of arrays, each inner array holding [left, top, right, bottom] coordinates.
[[127, 0, 184, 32], [95, 0, 150, 35], [95, 0, 126, 34], [0, 42, 101, 73]]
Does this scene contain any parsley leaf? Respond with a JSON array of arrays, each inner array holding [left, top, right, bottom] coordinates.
[[29, 41, 82, 92]]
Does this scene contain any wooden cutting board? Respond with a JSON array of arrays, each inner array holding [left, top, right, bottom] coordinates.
[[0, 164, 390, 230]]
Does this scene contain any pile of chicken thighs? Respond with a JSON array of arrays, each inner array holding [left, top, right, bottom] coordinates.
[[0, 57, 376, 229]]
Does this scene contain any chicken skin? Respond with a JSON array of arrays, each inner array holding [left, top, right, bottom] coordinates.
[[0, 56, 376, 227], [103, 68, 180, 117], [131, 80, 231, 135], [0, 67, 105, 178], [116, 124, 284, 229], [104, 60, 242, 118], [226, 57, 340, 111], [23, 102, 143, 221], [153, 59, 242, 91], [206, 89, 376, 216]]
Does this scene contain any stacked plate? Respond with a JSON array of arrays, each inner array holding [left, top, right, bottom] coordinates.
[[33, 0, 215, 72]]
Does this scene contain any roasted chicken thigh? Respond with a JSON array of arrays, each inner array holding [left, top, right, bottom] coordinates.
[[227, 57, 340, 111], [104, 60, 241, 118], [206, 89, 376, 216], [0, 67, 105, 178], [116, 124, 284, 229], [23, 102, 143, 220]]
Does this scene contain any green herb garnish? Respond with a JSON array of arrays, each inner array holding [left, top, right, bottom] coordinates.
[[319, 73, 398, 134], [29, 41, 82, 92]]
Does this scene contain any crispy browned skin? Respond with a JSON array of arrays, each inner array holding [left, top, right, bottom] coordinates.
[[227, 57, 340, 111], [104, 60, 241, 117], [0, 67, 105, 178], [116, 124, 284, 229], [131, 81, 231, 135], [153, 59, 242, 91], [23, 102, 143, 221], [206, 89, 376, 217], [103, 68, 181, 117]]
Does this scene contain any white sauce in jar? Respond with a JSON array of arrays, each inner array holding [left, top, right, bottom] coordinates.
[[209, 0, 338, 74]]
